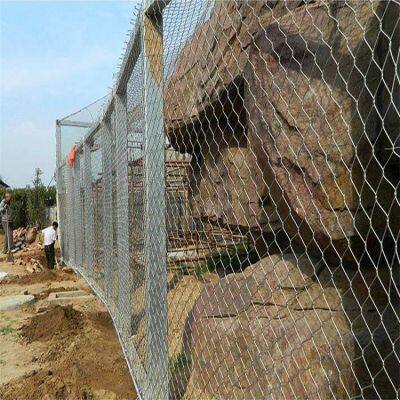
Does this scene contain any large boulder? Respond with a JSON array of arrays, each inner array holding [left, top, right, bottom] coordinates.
[[165, 0, 399, 263], [182, 254, 399, 399], [165, 0, 301, 233], [188, 132, 268, 231], [165, 0, 308, 134], [165, 0, 248, 135], [244, 1, 398, 262]]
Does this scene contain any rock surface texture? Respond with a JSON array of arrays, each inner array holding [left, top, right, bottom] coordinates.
[[183, 255, 399, 399], [164, 0, 400, 399], [165, 0, 399, 263], [244, 0, 399, 262]]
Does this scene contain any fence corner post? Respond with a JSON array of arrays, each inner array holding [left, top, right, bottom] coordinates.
[[115, 91, 133, 336]]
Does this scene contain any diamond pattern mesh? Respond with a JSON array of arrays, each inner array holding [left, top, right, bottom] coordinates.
[[56, 1, 399, 399]]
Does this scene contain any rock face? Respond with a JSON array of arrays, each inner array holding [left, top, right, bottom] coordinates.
[[189, 138, 267, 231], [165, 0, 269, 233], [165, 0, 309, 132], [165, 0, 399, 262], [165, 2, 399, 398], [182, 255, 399, 399], [244, 1, 398, 261]]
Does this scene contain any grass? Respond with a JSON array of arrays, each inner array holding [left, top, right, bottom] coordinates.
[[170, 352, 188, 373], [169, 352, 191, 399], [0, 324, 14, 335], [195, 241, 261, 278]]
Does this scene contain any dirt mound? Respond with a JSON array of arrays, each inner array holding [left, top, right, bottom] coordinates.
[[89, 310, 116, 332], [3, 269, 76, 285], [1, 310, 136, 400], [21, 305, 83, 343], [0, 365, 134, 400]]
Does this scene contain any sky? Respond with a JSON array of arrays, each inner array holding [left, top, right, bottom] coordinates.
[[0, 1, 137, 188]]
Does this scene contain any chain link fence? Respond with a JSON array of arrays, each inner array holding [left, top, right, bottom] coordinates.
[[55, 1, 399, 399]]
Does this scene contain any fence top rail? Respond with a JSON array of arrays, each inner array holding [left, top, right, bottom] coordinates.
[[56, 0, 172, 165], [57, 95, 109, 124]]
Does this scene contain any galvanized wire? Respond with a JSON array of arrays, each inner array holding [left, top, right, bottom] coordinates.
[[127, 50, 148, 373], [56, 1, 400, 399]]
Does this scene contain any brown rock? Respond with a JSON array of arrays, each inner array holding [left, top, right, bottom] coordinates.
[[26, 227, 38, 244], [165, 0, 304, 134], [189, 140, 267, 230], [165, 0, 399, 263], [244, 1, 395, 262], [26, 265, 36, 274], [165, 1, 246, 134], [183, 255, 399, 399]]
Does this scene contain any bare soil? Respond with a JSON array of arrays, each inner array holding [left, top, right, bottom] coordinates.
[[3, 269, 76, 285], [0, 243, 137, 400], [21, 305, 84, 343], [1, 306, 136, 400]]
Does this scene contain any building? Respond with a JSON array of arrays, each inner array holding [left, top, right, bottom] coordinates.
[[0, 178, 10, 189]]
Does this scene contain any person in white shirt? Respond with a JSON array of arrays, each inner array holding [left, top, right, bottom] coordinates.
[[42, 221, 58, 269]]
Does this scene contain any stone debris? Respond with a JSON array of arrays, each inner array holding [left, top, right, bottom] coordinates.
[[8, 229, 45, 273], [0, 271, 8, 281], [15, 255, 44, 274], [26, 227, 38, 244], [13, 227, 27, 242], [13, 227, 37, 245]]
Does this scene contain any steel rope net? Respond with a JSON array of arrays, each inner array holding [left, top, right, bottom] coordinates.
[[55, 1, 399, 399], [163, 1, 399, 399]]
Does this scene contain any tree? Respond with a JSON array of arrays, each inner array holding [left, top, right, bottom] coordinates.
[[0, 169, 57, 228], [45, 185, 57, 207], [27, 168, 47, 228]]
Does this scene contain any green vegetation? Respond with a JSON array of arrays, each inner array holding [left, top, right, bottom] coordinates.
[[27, 168, 47, 227], [169, 352, 191, 399], [170, 352, 188, 373], [0, 168, 57, 228], [0, 325, 14, 335], [195, 241, 260, 277]]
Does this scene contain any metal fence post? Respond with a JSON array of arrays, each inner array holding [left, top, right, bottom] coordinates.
[[115, 92, 132, 335], [84, 141, 94, 275], [142, 2, 168, 398], [55, 122, 64, 261], [55, 121, 62, 167], [102, 120, 114, 303], [55, 167, 64, 262], [65, 161, 75, 266], [74, 153, 82, 267]]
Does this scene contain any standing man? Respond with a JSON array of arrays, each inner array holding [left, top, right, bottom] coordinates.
[[42, 221, 58, 269], [0, 190, 14, 254]]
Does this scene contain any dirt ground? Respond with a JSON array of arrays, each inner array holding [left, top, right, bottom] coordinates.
[[0, 240, 137, 400]]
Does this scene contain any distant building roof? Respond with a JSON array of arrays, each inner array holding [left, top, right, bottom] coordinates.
[[0, 178, 10, 189]]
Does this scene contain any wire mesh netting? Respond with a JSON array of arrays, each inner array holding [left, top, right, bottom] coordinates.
[[57, 96, 109, 163], [126, 50, 149, 372], [56, 1, 399, 399]]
